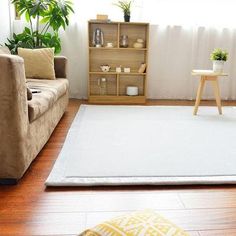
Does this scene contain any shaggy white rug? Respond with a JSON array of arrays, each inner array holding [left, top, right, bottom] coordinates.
[[46, 105, 236, 186]]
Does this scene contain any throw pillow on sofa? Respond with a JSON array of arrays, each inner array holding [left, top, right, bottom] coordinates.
[[18, 48, 56, 80]]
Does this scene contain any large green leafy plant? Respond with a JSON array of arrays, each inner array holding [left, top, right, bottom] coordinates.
[[6, 0, 74, 54]]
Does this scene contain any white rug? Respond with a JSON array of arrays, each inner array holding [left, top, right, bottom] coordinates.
[[46, 105, 236, 186]]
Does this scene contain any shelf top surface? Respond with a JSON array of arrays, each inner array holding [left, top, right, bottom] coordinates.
[[89, 71, 146, 75], [89, 47, 147, 50], [89, 95, 146, 97], [88, 20, 149, 25]]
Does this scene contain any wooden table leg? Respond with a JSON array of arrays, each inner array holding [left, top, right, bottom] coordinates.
[[193, 77, 205, 115], [211, 78, 222, 115]]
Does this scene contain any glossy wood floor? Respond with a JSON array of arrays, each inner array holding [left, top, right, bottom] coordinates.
[[1, 99, 236, 236]]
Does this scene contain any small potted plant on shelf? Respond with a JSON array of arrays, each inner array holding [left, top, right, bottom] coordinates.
[[210, 48, 228, 73], [114, 0, 132, 22]]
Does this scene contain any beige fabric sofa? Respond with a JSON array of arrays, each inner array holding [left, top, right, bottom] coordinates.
[[0, 48, 69, 184]]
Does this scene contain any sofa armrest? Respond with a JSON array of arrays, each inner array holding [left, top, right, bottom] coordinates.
[[0, 55, 28, 178], [54, 56, 68, 78]]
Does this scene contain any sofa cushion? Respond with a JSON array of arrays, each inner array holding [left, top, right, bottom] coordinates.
[[18, 48, 56, 80], [27, 78, 68, 122]]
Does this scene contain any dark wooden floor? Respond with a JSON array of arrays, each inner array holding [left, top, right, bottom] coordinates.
[[1, 99, 236, 235]]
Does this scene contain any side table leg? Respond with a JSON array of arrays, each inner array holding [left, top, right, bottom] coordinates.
[[193, 77, 205, 115], [211, 78, 222, 115]]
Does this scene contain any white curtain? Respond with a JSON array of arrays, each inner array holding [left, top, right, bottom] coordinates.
[[143, 0, 236, 99], [12, 0, 236, 99], [0, 0, 12, 44], [148, 25, 236, 99]]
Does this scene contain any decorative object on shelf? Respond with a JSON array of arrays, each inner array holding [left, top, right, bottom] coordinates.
[[92, 28, 104, 47], [138, 63, 146, 73], [124, 67, 131, 73], [96, 14, 108, 21], [100, 64, 111, 72], [126, 86, 138, 96], [133, 38, 144, 48], [106, 42, 114, 48], [91, 19, 111, 23], [114, 0, 132, 22], [210, 48, 228, 73], [98, 77, 107, 95], [6, 0, 74, 54], [116, 66, 122, 73], [120, 35, 129, 48]]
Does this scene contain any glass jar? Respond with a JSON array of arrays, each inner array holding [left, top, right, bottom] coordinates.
[[120, 35, 129, 48], [98, 77, 107, 95]]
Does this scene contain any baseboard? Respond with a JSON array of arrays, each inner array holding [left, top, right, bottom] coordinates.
[[0, 178, 18, 185]]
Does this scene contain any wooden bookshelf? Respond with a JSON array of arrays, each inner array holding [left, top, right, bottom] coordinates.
[[88, 21, 149, 104]]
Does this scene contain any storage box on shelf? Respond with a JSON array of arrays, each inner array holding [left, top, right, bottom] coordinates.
[[88, 20, 149, 104]]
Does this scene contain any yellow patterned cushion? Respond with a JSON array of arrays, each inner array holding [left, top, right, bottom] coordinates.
[[18, 47, 55, 80], [80, 210, 189, 236]]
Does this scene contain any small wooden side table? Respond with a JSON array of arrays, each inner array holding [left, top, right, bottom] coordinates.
[[192, 70, 228, 115]]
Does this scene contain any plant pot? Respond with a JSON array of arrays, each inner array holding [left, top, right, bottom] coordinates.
[[213, 60, 224, 73], [124, 14, 130, 22]]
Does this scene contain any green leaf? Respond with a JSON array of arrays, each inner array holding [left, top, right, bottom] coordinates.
[[40, 16, 50, 24], [113, 0, 132, 14], [25, 11, 30, 22], [24, 27, 31, 34], [29, 5, 39, 16]]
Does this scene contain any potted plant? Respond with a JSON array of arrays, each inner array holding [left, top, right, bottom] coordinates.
[[210, 48, 228, 73], [114, 1, 132, 22], [6, 0, 74, 54]]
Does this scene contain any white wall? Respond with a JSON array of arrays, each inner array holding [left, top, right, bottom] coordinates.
[[0, 0, 11, 45]]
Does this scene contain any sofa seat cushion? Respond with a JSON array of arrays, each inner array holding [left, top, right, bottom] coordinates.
[[27, 78, 68, 122]]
